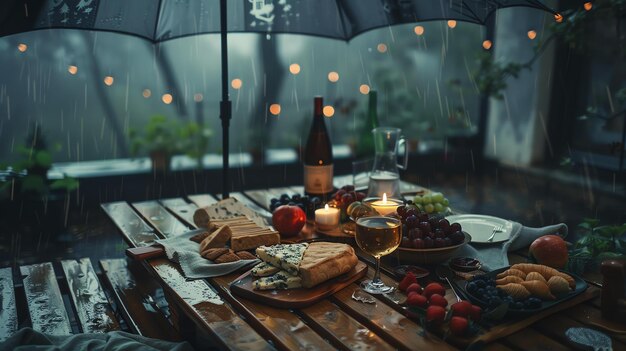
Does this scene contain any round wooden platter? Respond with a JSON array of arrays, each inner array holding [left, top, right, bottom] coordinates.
[[229, 261, 367, 309]]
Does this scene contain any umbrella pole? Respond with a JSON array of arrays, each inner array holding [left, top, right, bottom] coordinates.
[[219, 0, 231, 198]]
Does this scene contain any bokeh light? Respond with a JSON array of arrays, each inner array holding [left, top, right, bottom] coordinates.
[[482, 40, 492, 50], [68, 65, 78, 75], [289, 63, 301, 75], [269, 103, 281, 115], [377, 43, 387, 53], [104, 76, 114, 86], [162, 93, 173, 104], [359, 84, 370, 95], [323, 106, 335, 117], [527, 30, 537, 40], [584, 2, 592, 11], [554, 13, 563, 23], [194, 93, 203, 102], [142, 89, 152, 98], [231, 78, 242, 89], [414, 26, 425, 36], [447, 20, 457, 28], [17, 43, 27, 52], [328, 71, 339, 83]]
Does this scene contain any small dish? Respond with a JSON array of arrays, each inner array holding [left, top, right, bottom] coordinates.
[[450, 257, 482, 272], [393, 265, 430, 279]]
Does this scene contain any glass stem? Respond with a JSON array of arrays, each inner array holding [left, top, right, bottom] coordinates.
[[373, 255, 382, 284]]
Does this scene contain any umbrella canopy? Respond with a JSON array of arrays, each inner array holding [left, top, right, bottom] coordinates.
[[0, 0, 557, 198], [1, 0, 556, 42]]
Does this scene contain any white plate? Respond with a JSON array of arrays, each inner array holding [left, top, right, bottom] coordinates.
[[446, 214, 513, 244]]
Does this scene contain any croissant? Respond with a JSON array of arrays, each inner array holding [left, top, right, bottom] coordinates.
[[496, 268, 526, 280], [511, 263, 575, 289], [520, 280, 555, 300], [497, 283, 531, 300], [496, 275, 524, 285], [547, 276, 571, 297], [525, 272, 547, 283]]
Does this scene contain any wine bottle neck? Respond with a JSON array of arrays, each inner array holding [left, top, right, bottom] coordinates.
[[314, 96, 323, 116]]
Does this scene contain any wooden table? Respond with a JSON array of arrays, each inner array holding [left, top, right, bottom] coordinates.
[[101, 178, 626, 350]]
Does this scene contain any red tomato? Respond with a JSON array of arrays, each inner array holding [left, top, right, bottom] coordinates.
[[272, 205, 306, 237]]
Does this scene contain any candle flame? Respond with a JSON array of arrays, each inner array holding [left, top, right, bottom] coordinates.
[[382, 193, 387, 203], [324, 204, 329, 211]]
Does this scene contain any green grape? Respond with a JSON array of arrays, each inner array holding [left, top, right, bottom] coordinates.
[[422, 194, 432, 204], [434, 203, 444, 213], [413, 195, 423, 204], [442, 198, 450, 206], [416, 204, 424, 211], [424, 203, 434, 213], [431, 192, 444, 203]]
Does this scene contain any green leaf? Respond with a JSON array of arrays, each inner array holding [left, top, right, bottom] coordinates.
[[35, 150, 53, 168], [50, 177, 79, 192], [595, 252, 625, 262], [20, 175, 46, 193]]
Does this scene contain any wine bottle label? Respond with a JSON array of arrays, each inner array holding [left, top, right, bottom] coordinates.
[[304, 165, 333, 194]]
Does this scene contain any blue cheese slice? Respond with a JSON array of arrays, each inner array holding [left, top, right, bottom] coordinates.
[[255, 243, 309, 276], [253, 270, 302, 290], [251, 262, 280, 277]]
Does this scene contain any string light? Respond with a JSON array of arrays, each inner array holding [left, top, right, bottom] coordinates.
[[527, 30, 537, 40], [17, 43, 27, 52], [377, 43, 387, 53], [162, 93, 173, 104], [231, 78, 242, 89], [142, 89, 152, 98], [447, 20, 457, 29], [269, 104, 281, 115], [414, 26, 425, 36], [323, 106, 335, 117], [482, 40, 492, 50], [554, 13, 563, 23], [359, 84, 370, 95], [584, 2, 592, 11], [104, 76, 114, 86], [289, 63, 301, 75], [194, 93, 203, 102], [328, 71, 339, 83], [68, 65, 78, 75]]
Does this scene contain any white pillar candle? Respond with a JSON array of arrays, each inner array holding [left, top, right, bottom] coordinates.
[[315, 204, 340, 231], [368, 193, 402, 216]]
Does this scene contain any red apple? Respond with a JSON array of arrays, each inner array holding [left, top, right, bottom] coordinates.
[[272, 205, 306, 237], [529, 235, 569, 268]]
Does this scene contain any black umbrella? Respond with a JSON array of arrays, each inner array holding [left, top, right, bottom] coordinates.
[[0, 0, 558, 198]]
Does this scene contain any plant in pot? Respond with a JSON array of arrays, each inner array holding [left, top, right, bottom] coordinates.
[[0, 126, 79, 233], [129, 115, 211, 171]]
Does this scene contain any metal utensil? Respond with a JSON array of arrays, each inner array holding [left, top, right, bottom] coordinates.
[[565, 327, 612, 351], [435, 265, 467, 302], [487, 225, 504, 242]]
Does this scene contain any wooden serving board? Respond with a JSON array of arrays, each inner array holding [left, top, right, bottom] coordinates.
[[230, 261, 368, 308]]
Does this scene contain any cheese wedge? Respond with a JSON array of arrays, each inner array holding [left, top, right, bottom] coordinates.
[[253, 270, 302, 290], [251, 262, 280, 277], [255, 243, 309, 276]]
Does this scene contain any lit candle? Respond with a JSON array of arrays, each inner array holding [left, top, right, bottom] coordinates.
[[368, 193, 401, 216], [315, 204, 340, 231]]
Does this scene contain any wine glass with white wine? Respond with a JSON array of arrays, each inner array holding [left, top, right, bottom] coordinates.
[[355, 216, 402, 294]]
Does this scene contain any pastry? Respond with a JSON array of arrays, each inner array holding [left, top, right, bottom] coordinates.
[[199, 225, 232, 252], [547, 276, 571, 297], [236, 251, 257, 260], [201, 247, 229, 261], [520, 280, 555, 300], [496, 275, 524, 285], [299, 242, 358, 288], [190, 231, 210, 243], [525, 271, 547, 283], [214, 250, 241, 263], [496, 268, 526, 280], [497, 283, 531, 300], [511, 263, 575, 289]]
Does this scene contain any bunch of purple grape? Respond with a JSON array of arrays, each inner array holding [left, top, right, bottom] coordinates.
[[396, 204, 465, 249]]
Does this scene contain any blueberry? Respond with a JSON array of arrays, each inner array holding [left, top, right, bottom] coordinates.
[[280, 194, 291, 202], [477, 288, 485, 296], [292, 194, 301, 201], [466, 282, 477, 293], [475, 280, 486, 288], [270, 198, 279, 204]]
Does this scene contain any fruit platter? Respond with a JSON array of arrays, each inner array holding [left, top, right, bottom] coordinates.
[[461, 263, 588, 316]]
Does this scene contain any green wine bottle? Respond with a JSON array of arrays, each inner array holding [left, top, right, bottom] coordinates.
[[355, 90, 380, 158]]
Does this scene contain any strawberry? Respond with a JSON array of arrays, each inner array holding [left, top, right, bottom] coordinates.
[[425, 305, 446, 325], [428, 294, 448, 308], [406, 293, 428, 308], [469, 305, 482, 321], [398, 272, 417, 292], [450, 301, 472, 318], [423, 282, 446, 298], [406, 283, 422, 295], [449, 316, 469, 336]]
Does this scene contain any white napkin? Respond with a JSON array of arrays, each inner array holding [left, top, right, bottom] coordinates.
[[456, 221, 568, 271], [156, 229, 259, 279]]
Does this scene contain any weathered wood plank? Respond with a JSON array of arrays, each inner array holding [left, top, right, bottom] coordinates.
[[563, 300, 626, 334], [159, 198, 198, 228], [500, 327, 572, 351], [187, 194, 218, 208], [20, 263, 72, 335], [132, 201, 191, 238], [482, 343, 515, 351], [330, 281, 456, 351], [211, 273, 334, 351], [0, 268, 17, 341], [101, 202, 160, 247], [299, 299, 395, 351], [60, 258, 120, 333], [100, 259, 180, 340], [533, 313, 626, 349]]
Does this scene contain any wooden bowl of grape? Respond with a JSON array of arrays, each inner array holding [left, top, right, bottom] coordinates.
[[394, 204, 471, 265]]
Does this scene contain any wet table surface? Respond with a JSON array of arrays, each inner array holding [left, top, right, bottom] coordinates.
[[101, 176, 626, 351]]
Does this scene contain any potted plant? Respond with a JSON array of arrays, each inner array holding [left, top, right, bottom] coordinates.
[[568, 218, 626, 274], [0, 126, 79, 232], [129, 115, 212, 171]]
